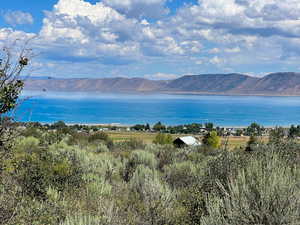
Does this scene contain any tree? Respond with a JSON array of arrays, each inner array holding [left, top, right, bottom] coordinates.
[[0, 44, 32, 114], [205, 122, 214, 131], [203, 131, 221, 149], [288, 125, 300, 138], [153, 133, 173, 145], [145, 123, 150, 131], [132, 124, 146, 131], [0, 42, 32, 153], [246, 123, 263, 136], [153, 121, 166, 132]]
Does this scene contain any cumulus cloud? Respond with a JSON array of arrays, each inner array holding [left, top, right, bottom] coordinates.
[[34, 0, 203, 66], [2, 0, 300, 77], [3, 11, 34, 26], [102, 0, 169, 19], [0, 28, 35, 46], [38, 0, 143, 64], [177, 0, 300, 39]]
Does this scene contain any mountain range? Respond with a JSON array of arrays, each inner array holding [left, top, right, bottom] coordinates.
[[24, 72, 300, 96]]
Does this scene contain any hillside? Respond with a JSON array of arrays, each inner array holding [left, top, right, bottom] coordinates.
[[24, 72, 300, 96]]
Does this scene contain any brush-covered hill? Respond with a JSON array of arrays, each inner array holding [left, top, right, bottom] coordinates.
[[162, 73, 258, 93], [25, 77, 168, 92], [24, 72, 300, 96]]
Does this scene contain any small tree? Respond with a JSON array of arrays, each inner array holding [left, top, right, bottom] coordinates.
[[203, 131, 221, 149], [246, 122, 263, 136], [0, 44, 32, 114], [288, 125, 300, 139], [145, 123, 150, 131], [153, 121, 166, 132], [153, 133, 173, 145], [0, 42, 32, 154], [205, 122, 214, 131]]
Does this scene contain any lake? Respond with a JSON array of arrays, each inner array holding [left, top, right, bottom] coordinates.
[[13, 91, 300, 127]]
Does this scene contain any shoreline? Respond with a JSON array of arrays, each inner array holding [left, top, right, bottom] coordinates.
[[32, 121, 292, 129], [23, 89, 300, 97]]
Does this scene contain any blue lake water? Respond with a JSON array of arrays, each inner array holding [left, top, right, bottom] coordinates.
[[13, 91, 300, 127]]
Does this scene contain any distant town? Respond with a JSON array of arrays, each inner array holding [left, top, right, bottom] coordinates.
[[16, 120, 300, 138]]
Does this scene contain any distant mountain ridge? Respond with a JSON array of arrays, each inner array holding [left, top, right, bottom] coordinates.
[[24, 72, 300, 96]]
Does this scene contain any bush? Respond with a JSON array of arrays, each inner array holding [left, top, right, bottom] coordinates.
[[165, 161, 199, 189], [14, 136, 40, 153], [201, 151, 246, 194], [123, 150, 157, 182], [153, 133, 173, 145], [7, 140, 84, 198], [60, 214, 103, 225], [154, 144, 176, 171], [129, 165, 173, 225], [88, 142, 109, 154], [87, 132, 113, 149], [202, 153, 300, 225], [203, 131, 221, 149], [115, 138, 145, 151]]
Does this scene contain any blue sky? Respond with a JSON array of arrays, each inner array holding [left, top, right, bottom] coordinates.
[[1, 0, 300, 79]]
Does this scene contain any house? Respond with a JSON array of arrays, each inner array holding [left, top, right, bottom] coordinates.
[[173, 136, 201, 148]]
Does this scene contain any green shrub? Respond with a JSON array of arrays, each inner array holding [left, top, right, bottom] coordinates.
[[202, 153, 300, 225], [130, 150, 157, 170], [153, 133, 173, 145], [200, 151, 246, 194], [177, 186, 207, 224], [7, 141, 84, 198], [60, 214, 103, 225], [203, 131, 221, 149], [145, 144, 176, 171], [21, 127, 43, 139], [87, 142, 109, 154], [88, 132, 113, 149], [123, 150, 157, 182], [14, 136, 40, 153], [114, 138, 145, 151], [129, 165, 173, 225], [165, 161, 199, 189]]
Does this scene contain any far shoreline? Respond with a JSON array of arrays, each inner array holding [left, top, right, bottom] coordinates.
[[30, 121, 293, 129], [22, 89, 300, 98]]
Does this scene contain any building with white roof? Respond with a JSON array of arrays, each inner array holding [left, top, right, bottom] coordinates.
[[173, 136, 201, 148]]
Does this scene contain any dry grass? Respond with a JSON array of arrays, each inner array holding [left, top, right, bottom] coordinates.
[[106, 131, 271, 150]]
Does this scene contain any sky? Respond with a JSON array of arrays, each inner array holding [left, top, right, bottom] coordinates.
[[1, 0, 300, 79]]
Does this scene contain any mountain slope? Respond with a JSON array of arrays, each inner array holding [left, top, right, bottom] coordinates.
[[24, 72, 300, 96], [163, 73, 258, 92], [25, 77, 168, 92]]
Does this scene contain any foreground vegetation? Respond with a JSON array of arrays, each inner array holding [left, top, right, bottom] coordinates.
[[0, 123, 299, 225], [0, 44, 299, 224]]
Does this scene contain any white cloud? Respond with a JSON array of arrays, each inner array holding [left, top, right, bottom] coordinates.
[[38, 0, 143, 64], [3, 11, 34, 26], [179, 0, 300, 39], [0, 28, 35, 44], [3, 0, 300, 78], [102, 0, 169, 19]]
